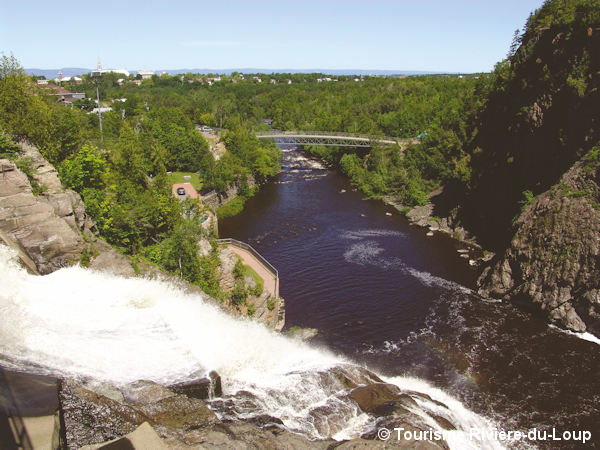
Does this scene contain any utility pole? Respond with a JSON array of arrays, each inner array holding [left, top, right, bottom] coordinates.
[[92, 53, 104, 147]]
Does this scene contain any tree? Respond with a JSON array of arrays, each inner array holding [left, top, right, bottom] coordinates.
[[59, 144, 108, 192]]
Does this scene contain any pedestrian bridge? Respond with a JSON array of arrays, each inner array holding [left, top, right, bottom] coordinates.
[[255, 131, 414, 148]]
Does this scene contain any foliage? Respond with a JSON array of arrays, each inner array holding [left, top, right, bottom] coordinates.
[[0, 53, 86, 165], [216, 196, 246, 218], [60, 144, 107, 191], [152, 220, 222, 298], [0, 134, 20, 159]]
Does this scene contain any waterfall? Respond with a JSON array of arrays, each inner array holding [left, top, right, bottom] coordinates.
[[0, 245, 504, 448]]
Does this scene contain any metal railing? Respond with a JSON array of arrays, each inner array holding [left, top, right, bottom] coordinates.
[[216, 238, 279, 298], [201, 190, 218, 203], [255, 130, 412, 144]]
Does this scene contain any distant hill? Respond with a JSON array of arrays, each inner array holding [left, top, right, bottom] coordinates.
[[26, 68, 93, 79], [25, 67, 445, 78]]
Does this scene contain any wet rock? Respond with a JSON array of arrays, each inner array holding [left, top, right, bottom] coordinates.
[[347, 383, 401, 413], [369, 394, 419, 418], [59, 380, 143, 449], [243, 414, 284, 427], [329, 365, 384, 390], [168, 371, 222, 400], [288, 327, 319, 340], [87, 237, 136, 278], [120, 381, 176, 405], [134, 394, 218, 430], [78, 422, 167, 450]]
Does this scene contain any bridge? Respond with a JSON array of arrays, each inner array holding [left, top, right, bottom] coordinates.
[[255, 131, 415, 148]]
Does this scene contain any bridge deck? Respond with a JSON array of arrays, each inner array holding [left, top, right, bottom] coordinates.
[[255, 131, 414, 147]]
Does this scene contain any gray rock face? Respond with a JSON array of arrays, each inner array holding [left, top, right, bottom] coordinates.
[[0, 145, 85, 274], [478, 159, 600, 335], [0, 142, 140, 277], [86, 237, 136, 278]]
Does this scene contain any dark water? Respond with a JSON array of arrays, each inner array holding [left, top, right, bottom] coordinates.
[[220, 146, 600, 449]]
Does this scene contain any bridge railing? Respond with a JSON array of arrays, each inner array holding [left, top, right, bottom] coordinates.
[[216, 238, 279, 298], [254, 130, 412, 143]]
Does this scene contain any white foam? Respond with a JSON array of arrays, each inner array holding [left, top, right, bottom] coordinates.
[[549, 324, 600, 345], [0, 246, 502, 445], [383, 376, 507, 450]]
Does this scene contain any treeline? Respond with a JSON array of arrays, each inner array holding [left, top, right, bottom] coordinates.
[[76, 69, 487, 207], [0, 53, 280, 300]]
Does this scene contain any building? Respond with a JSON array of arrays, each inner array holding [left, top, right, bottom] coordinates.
[[137, 70, 155, 79], [41, 84, 85, 106], [90, 55, 130, 78], [57, 76, 83, 84]]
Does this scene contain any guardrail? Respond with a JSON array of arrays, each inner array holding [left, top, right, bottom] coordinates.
[[201, 190, 218, 202], [254, 130, 411, 143], [216, 238, 279, 298]]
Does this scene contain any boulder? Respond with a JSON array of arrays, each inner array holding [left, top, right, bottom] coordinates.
[[78, 422, 167, 450], [347, 383, 402, 413], [120, 381, 176, 406], [168, 371, 222, 400], [288, 327, 319, 341]]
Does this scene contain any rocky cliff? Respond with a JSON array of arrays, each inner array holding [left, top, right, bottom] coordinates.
[[0, 141, 141, 277], [459, 2, 600, 335], [0, 142, 87, 274], [478, 157, 600, 334]]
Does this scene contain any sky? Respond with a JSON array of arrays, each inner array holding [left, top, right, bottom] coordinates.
[[1, 0, 544, 74]]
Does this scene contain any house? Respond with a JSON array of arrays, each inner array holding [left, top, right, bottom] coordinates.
[[137, 70, 155, 79], [89, 107, 113, 114], [58, 76, 83, 84], [270, 79, 276, 84], [41, 84, 85, 105]]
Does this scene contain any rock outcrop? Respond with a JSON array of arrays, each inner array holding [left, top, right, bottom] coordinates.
[[478, 158, 600, 335], [0, 143, 86, 273], [60, 366, 453, 450], [0, 141, 140, 277]]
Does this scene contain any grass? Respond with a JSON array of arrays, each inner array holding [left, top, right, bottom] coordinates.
[[169, 172, 202, 190], [235, 254, 264, 287]]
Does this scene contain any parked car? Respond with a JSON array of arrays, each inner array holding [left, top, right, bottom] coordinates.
[[176, 187, 186, 195], [201, 126, 213, 132]]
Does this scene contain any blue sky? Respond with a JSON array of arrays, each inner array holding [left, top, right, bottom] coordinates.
[[1, 0, 544, 73]]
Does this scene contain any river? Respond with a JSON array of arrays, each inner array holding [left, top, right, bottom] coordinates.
[[219, 145, 600, 449]]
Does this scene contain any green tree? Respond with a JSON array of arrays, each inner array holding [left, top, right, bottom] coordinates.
[[59, 144, 108, 192]]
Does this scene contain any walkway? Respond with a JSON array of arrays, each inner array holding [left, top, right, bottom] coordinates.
[[217, 239, 278, 298]]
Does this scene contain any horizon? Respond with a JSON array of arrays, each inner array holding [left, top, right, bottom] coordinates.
[[3, 0, 544, 75], [24, 67, 479, 79]]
